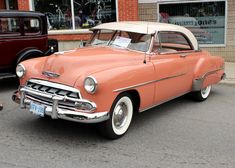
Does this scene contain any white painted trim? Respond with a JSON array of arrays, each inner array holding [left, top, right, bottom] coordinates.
[[139, 0, 225, 3], [224, 0, 227, 47], [71, 0, 75, 30], [139, 0, 157, 3], [156, 0, 227, 48], [116, 0, 119, 21], [49, 29, 92, 35], [5, 0, 9, 10], [29, 0, 33, 11]]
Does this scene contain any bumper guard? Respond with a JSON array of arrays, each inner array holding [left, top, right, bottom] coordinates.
[[13, 88, 109, 124]]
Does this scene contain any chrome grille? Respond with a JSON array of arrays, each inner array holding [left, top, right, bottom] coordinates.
[[24, 79, 81, 109], [27, 81, 80, 99]]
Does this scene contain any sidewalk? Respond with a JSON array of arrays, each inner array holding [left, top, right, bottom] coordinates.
[[223, 62, 235, 84]]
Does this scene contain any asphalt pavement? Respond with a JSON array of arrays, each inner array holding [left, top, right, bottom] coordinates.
[[0, 78, 235, 168]]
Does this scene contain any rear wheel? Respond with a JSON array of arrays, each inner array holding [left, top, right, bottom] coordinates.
[[192, 85, 212, 101], [99, 93, 133, 139]]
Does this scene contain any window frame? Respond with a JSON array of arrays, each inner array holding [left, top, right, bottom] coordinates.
[[153, 31, 194, 54], [22, 17, 42, 36], [157, 0, 227, 48], [0, 17, 21, 37]]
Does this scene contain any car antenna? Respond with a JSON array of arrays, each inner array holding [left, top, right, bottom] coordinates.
[[143, 23, 148, 64], [143, 52, 147, 64]]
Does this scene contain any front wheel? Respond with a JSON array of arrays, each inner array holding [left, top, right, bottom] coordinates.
[[99, 93, 133, 139], [192, 85, 212, 101]]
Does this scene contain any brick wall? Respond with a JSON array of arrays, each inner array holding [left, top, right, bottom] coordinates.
[[49, 33, 92, 41], [17, 0, 29, 10], [0, 0, 5, 9], [118, 0, 139, 21], [138, 1, 235, 62], [139, 3, 157, 21]]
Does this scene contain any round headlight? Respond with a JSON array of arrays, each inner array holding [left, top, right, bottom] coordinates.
[[84, 76, 97, 94], [16, 64, 26, 78]]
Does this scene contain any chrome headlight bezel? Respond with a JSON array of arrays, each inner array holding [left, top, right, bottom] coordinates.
[[84, 76, 98, 94], [16, 64, 26, 78]]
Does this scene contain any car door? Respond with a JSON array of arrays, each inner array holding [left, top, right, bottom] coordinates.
[[0, 17, 22, 71], [151, 31, 194, 104]]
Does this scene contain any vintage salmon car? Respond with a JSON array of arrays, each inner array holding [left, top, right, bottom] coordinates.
[[13, 22, 225, 139]]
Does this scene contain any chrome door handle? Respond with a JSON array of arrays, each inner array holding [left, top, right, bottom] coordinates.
[[180, 54, 187, 58]]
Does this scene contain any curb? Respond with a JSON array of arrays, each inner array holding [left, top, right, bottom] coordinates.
[[220, 79, 235, 85]]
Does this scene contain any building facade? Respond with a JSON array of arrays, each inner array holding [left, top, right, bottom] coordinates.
[[1, 0, 234, 61], [139, 0, 235, 62], [0, 0, 18, 10]]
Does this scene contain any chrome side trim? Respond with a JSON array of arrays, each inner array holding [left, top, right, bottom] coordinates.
[[139, 91, 190, 112], [201, 68, 224, 79], [113, 73, 186, 92], [192, 68, 224, 91]]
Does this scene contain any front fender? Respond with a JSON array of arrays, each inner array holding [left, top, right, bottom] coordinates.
[[74, 61, 155, 113]]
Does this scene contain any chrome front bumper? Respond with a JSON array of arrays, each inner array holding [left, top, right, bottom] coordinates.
[[13, 88, 110, 124]]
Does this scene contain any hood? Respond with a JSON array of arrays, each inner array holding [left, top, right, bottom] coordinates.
[[41, 46, 143, 86]]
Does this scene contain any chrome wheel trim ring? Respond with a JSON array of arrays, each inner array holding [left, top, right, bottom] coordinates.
[[201, 85, 211, 99], [112, 96, 133, 135]]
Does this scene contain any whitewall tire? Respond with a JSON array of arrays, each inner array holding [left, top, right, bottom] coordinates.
[[99, 93, 133, 139], [192, 85, 212, 101]]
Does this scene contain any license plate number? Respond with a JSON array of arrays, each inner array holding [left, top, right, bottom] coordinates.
[[30, 102, 45, 117]]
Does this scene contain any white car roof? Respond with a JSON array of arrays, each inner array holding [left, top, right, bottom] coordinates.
[[91, 21, 199, 50]]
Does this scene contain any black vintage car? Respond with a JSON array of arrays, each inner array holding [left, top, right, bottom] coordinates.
[[0, 10, 58, 79]]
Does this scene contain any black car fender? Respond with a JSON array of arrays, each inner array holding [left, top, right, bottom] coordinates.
[[16, 48, 44, 64]]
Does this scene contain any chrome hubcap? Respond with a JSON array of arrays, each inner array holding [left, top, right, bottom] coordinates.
[[113, 102, 128, 129], [201, 85, 211, 98]]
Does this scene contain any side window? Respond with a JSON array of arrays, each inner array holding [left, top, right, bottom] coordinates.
[[158, 31, 192, 53], [0, 17, 20, 36], [23, 18, 40, 35]]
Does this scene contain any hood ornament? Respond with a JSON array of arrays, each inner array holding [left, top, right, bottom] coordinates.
[[42, 71, 60, 78]]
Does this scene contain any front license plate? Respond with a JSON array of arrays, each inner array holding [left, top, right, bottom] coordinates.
[[30, 102, 45, 117]]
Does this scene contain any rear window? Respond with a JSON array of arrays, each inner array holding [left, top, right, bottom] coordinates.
[[0, 17, 20, 36], [24, 18, 40, 35], [159, 31, 192, 52]]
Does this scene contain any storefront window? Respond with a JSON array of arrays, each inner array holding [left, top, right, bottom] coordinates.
[[33, 0, 73, 30], [8, 0, 18, 9], [73, 0, 116, 29], [1, 0, 18, 9], [32, 0, 117, 30], [159, 1, 226, 45]]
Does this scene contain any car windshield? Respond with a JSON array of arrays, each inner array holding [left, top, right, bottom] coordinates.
[[89, 29, 151, 52]]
